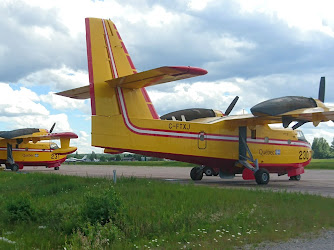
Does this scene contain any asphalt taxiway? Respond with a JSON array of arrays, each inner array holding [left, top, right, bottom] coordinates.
[[23, 165, 334, 198]]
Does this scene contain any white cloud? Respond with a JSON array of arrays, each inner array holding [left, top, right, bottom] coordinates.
[[187, 0, 213, 11], [19, 65, 89, 91], [40, 92, 90, 114], [0, 113, 71, 131], [0, 83, 49, 117], [236, 0, 334, 37], [149, 80, 241, 115]]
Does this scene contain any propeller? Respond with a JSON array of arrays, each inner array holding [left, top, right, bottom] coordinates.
[[292, 76, 325, 130], [318, 76, 325, 102], [225, 96, 239, 116], [49, 123, 56, 133]]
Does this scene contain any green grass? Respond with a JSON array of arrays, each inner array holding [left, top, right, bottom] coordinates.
[[0, 172, 333, 249], [307, 159, 334, 170]]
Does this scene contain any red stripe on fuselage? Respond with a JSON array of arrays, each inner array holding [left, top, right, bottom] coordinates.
[[99, 146, 310, 173], [116, 87, 311, 149]]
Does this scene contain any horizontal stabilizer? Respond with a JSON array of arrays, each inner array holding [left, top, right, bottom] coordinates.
[[53, 146, 77, 155], [56, 85, 91, 99], [56, 66, 207, 99], [106, 66, 208, 89]]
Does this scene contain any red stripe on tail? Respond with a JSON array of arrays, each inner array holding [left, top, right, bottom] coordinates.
[[85, 18, 96, 115]]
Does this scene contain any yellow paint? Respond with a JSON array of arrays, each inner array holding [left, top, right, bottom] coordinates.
[[0, 129, 77, 166], [84, 18, 312, 169]]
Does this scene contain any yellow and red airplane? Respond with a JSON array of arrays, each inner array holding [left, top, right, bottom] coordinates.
[[0, 123, 77, 171], [57, 18, 334, 185]]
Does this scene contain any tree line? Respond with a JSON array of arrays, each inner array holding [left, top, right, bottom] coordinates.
[[312, 137, 334, 159]]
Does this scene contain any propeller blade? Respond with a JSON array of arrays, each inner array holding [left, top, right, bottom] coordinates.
[[225, 96, 239, 116], [50, 123, 56, 133], [318, 76, 325, 102], [292, 121, 308, 130]]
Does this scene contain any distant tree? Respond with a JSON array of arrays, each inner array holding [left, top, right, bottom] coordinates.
[[115, 155, 121, 161], [134, 154, 143, 161], [75, 151, 79, 157], [330, 138, 334, 154], [312, 137, 330, 159], [100, 155, 106, 162], [89, 151, 97, 161]]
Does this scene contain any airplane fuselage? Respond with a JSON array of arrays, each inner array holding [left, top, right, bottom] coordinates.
[[0, 141, 66, 169], [95, 88, 312, 177]]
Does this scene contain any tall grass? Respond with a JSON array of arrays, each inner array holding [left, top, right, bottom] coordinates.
[[0, 172, 333, 249]]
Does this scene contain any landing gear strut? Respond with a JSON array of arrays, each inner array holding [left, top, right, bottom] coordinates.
[[6, 143, 19, 172], [238, 126, 270, 185]]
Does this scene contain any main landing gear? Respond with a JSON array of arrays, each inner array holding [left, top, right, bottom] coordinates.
[[5, 163, 19, 172], [6, 143, 20, 172], [190, 166, 203, 181], [190, 166, 219, 181], [289, 174, 301, 181], [254, 168, 270, 185]]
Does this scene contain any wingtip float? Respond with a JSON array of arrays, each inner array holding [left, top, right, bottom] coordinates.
[[57, 18, 334, 185]]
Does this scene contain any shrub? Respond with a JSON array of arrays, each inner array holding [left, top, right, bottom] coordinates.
[[65, 221, 123, 249], [5, 195, 36, 222], [80, 186, 124, 226]]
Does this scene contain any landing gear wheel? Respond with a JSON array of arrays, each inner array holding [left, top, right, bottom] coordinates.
[[289, 174, 301, 181], [11, 164, 19, 172], [54, 166, 60, 170], [190, 167, 203, 181], [204, 167, 213, 176], [254, 168, 270, 185]]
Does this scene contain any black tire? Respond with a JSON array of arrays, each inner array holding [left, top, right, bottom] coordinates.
[[204, 167, 213, 176], [11, 164, 19, 172], [289, 175, 301, 181], [255, 168, 270, 185], [190, 167, 203, 181], [54, 166, 60, 170]]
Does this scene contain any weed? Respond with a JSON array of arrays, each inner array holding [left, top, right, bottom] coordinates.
[[65, 221, 123, 249], [80, 186, 124, 226], [5, 195, 36, 223]]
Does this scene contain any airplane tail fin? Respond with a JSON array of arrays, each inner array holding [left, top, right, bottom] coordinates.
[[85, 18, 160, 119], [56, 18, 207, 150]]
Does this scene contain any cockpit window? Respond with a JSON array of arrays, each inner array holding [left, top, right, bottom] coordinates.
[[50, 142, 59, 149], [296, 130, 307, 142]]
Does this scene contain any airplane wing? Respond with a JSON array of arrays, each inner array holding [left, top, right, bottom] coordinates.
[[216, 107, 334, 128], [56, 66, 207, 99], [0, 128, 78, 142]]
